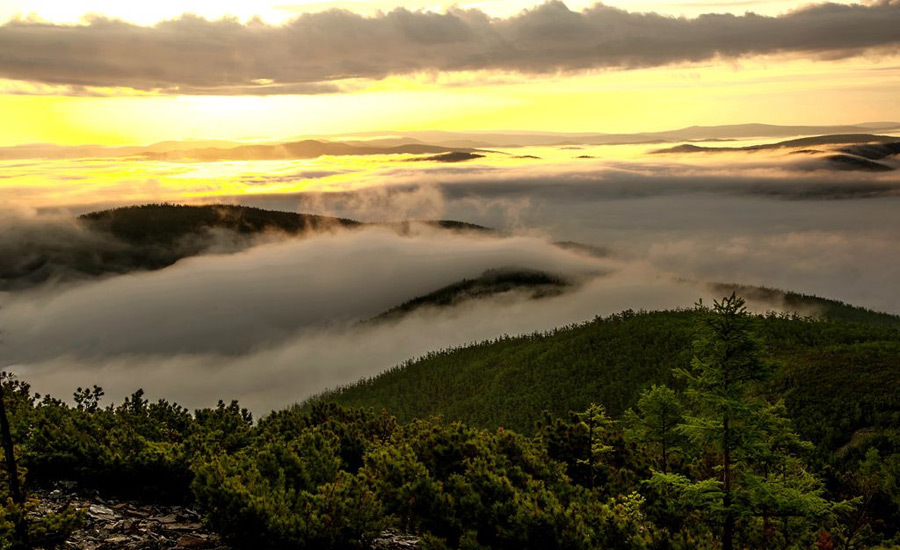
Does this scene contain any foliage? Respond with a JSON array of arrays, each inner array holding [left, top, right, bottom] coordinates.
[[0, 377, 85, 550], [192, 429, 384, 550], [0, 497, 84, 550], [656, 295, 835, 549], [2, 297, 900, 548], [320, 307, 900, 443], [623, 385, 685, 474]]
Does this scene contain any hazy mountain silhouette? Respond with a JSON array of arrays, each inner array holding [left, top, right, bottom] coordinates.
[[139, 140, 478, 161], [0, 139, 477, 161], [337, 123, 900, 148], [653, 134, 900, 153], [823, 155, 894, 172], [652, 134, 900, 172], [368, 268, 570, 323], [4, 123, 898, 160]]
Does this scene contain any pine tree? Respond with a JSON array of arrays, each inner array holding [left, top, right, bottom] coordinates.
[[575, 403, 616, 490], [624, 385, 684, 473], [652, 294, 833, 549]]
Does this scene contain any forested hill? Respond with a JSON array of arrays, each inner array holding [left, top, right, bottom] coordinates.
[[2, 204, 490, 289], [79, 203, 362, 245], [317, 307, 900, 455], [80, 204, 489, 245]]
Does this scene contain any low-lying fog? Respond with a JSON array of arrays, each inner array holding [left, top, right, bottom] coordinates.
[[2, 143, 899, 413]]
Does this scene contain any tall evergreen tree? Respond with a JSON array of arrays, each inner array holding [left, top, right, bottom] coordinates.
[[652, 294, 833, 549]]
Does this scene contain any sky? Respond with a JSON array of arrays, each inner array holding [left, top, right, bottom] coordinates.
[[1, 0, 899, 145]]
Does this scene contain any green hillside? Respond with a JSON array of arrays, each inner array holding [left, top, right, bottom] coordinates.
[[317, 306, 900, 458], [711, 282, 900, 327]]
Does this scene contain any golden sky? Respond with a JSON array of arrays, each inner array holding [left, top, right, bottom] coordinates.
[[1, 0, 898, 146]]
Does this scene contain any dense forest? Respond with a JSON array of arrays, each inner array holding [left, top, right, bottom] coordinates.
[[1, 295, 898, 549], [321, 300, 900, 437]]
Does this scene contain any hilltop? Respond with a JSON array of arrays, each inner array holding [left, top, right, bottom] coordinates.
[[316, 305, 900, 451], [1, 204, 490, 290]]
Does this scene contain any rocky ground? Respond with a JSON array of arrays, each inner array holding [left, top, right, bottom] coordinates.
[[33, 486, 419, 550], [35, 488, 225, 550]]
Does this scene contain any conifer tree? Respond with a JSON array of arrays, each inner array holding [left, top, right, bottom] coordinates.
[[653, 294, 833, 549], [624, 385, 684, 473]]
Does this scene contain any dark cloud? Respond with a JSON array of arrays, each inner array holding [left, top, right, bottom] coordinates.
[[1, 1, 899, 94]]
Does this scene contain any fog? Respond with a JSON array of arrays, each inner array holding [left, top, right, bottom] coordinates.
[[2, 143, 899, 413], [0, 228, 609, 361], [2, 226, 706, 412]]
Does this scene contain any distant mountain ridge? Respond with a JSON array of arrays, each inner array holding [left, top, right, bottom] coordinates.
[[0, 139, 477, 161], [332, 123, 900, 147], [138, 140, 478, 161], [3, 122, 898, 159], [653, 133, 900, 172], [654, 134, 900, 153]]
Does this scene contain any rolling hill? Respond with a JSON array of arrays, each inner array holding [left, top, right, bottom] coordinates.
[[4, 123, 899, 161], [0, 204, 490, 290], [315, 301, 900, 462]]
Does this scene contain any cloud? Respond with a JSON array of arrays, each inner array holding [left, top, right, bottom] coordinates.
[[4, 144, 900, 413], [1, 1, 899, 94], [0, 227, 609, 362], [1, 226, 709, 413], [4, 186, 900, 413], [11, 220, 880, 416], [3, 226, 701, 413]]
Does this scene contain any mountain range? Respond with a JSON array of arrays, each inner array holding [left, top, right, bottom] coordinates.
[[3, 122, 898, 160]]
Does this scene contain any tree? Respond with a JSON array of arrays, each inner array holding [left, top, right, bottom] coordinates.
[[624, 385, 684, 474], [0, 375, 22, 506], [654, 294, 833, 550], [0, 373, 26, 549]]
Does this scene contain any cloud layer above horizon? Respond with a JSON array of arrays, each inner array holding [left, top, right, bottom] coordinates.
[[2, 1, 900, 94]]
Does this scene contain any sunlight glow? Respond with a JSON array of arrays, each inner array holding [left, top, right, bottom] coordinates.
[[2, 54, 897, 147]]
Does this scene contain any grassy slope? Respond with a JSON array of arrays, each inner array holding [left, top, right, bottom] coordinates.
[[318, 307, 900, 457]]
